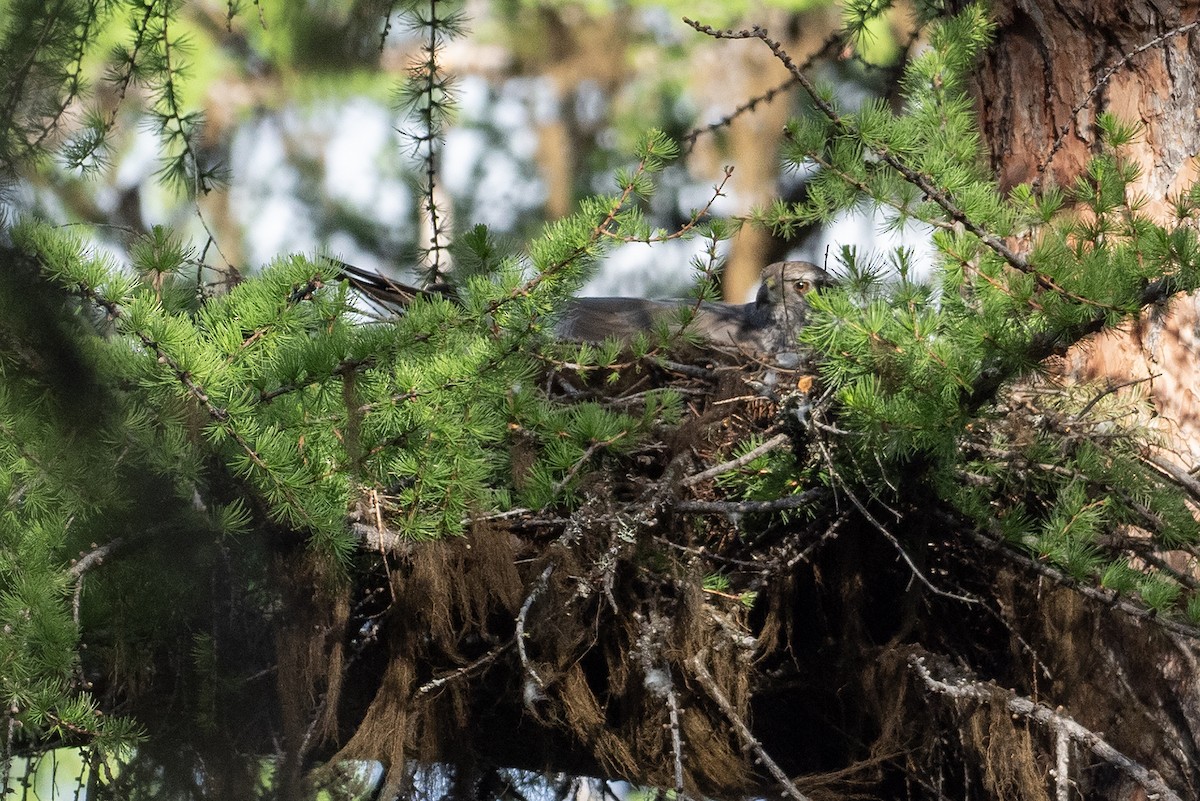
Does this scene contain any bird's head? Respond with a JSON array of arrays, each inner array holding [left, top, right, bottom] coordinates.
[[757, 261, 835, 308]]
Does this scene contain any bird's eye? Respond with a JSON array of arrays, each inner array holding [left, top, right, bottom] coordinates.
[[793, 280, 811, 294]]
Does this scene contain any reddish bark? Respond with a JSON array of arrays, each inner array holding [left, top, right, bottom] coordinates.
[[973, 0, 1200, 206]]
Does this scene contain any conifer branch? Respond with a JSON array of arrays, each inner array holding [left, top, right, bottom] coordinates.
[[26, 0, 100, 154], [0, 5, 70, 157], [964, 273, 1179, 411], [1073, 375, 1156, 419], [684, 19, 1029, 274], [961, 520, 1200, 640], [1141, 454, 1200, 505], [397, 0, 462, 284], [152, 0, 215, 195], [70, 281, 323, 531], [602, 166, 734, 243], [482, 162, 645, 318], [98, 2, 157, 155], [696, 17, 1144, 328]]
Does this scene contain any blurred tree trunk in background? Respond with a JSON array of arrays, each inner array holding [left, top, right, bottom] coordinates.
[[505, 4, 844, 301], [526, 9, 630, 221], [688, 7, 839, 301]]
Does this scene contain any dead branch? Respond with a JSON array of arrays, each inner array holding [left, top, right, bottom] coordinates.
[[516, 563, 555, 700], [68, 538, 124, 579], [634, 608, 688, 799], [680, 432, 790, 487], [414, 641, 514, 698], [675, 488, 828, 515], [688, 651, 813, 801], [663, 658, 686, 800], [1142, 454, 1200, 505], [909, 652, 1183, 801]]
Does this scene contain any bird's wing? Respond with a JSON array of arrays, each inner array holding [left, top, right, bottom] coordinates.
[[689, 302, 762, 348], [555, 297, 682, 342], [330, 260, 454, 314]]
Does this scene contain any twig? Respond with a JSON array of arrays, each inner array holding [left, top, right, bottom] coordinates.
[[604, 167, 735, 244], [1074, 374, 1157, 420], [681, 432, 790, 487], [660, 360, 715, 379], [551, 434, 626, 498], [684, 19, 1028, 274], [688, 652, 813, 801], [516, 564, 555, 698], [829, 477, 978, 604], [910, 652, 1183, 801], [654, 536, 747, 565], [406, 0, 452, 283], [465, 507, 535, 524], [778, 514, 847, 573], [414, 641, 514, 697], [68, 538, 124, 579], [680, 32, 841, 154], [675, 488, 828, 515]]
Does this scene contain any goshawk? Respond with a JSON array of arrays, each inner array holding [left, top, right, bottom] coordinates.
[[332, 259, 834, 364], [555, 261, 834, 364]]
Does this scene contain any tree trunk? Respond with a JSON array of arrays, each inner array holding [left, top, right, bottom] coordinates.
[[967, 3, 1200, 796], [973, 1, 1200, 204], [973, 1, 1200, 464]]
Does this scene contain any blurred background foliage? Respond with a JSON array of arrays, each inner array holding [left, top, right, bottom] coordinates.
[[2, 0, 918, 300]]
